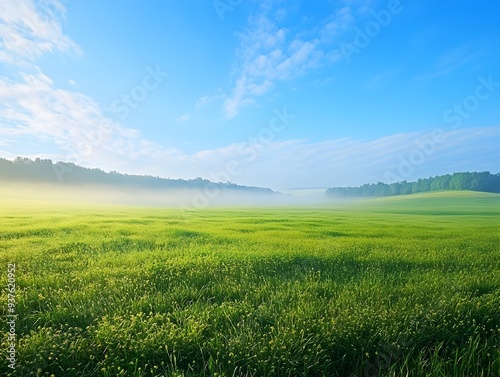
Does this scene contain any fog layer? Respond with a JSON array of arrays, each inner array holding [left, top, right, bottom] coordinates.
[[0, 183, 342, 208]]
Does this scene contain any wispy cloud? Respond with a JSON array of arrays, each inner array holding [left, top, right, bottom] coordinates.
[[85, 125, 498, 189], [3, 76, 498, 190], [1, 0, 498, 190], [414, 43, 482, 82], [176, 113, 190, 122], [195, 92, 226, 109], [0, 0, 81, 65], [222, 3, 354, 119], [0, 70, 182, 168], [0, 0, 181, 171]]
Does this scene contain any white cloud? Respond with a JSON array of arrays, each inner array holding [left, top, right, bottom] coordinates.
[[1, 1, 498, 190], [98, 126, 500, 189], [3, 89, 498, 189], [319, 6, 354, 41], [176, 113, 190, 122], [414, 43, 482, 82], [0, 0, 182, 172], [0, 70, 182, 169], [222, 3, 355, 118], [195, 95, 211, 109], [195, 92, 226, 109], [0, 0, 81, 65]]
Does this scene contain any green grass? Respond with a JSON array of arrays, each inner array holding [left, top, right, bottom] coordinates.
[[1, 191, 499, 376]]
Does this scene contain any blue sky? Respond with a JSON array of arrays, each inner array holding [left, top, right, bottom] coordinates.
[[0, 0, 499, 190]]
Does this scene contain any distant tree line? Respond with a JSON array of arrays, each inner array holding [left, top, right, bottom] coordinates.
[[0, 157, 276, 194], [326, 172, 500, 197]]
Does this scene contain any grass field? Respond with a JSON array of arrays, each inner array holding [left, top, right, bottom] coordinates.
[[1, 191, 499, 376]]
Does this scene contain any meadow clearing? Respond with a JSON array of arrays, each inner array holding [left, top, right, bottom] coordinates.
[[1, 191, 499, 376]]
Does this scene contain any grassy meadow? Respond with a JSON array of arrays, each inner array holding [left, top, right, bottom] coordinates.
[[1, 191, 499, 376]]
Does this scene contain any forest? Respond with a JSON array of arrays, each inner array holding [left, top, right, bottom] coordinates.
[[326, 172, 500, 197], [0, 157, 276, 194]]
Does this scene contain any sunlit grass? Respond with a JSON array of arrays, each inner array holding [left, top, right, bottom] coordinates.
[[1, 191, 499, 376]]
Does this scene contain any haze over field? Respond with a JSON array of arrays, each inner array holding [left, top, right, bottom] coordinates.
[[0, 183, 336, 208], [3, 158, 497, 208], [1, 1, 500, 190], [0, 157, 339, 207]]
